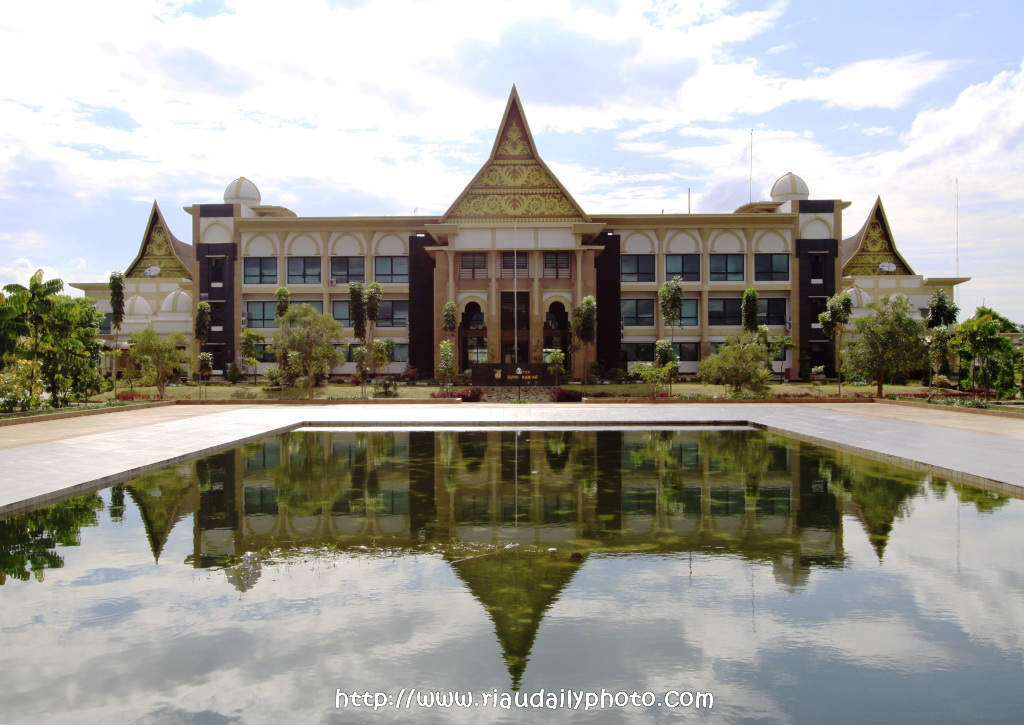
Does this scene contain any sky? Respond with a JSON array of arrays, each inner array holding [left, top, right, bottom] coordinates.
[[1, 0, 1021, 324]]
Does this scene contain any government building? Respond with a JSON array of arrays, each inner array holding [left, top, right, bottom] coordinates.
[[73, 87, 968, 380]]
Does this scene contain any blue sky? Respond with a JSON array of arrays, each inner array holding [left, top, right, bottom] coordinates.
[[1, 0, 1021, 323]]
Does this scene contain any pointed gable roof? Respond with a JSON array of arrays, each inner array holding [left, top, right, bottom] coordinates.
[[442, 87, 590, 224], [126, 201, 194, 279], [841, 197, 914, 276], [447, 549, 586, 690]]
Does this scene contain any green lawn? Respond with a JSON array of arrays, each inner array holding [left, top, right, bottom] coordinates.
[[86, 379, 941, 402]]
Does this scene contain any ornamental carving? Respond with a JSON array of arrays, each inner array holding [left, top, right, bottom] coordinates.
[[497, 121, 529, 157], [128, 224, 190, 278], [480, 162, 556, 188], [844, 220, 910, 276]]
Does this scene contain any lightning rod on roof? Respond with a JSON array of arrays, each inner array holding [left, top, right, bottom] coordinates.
[[749, 129, 753, 203]]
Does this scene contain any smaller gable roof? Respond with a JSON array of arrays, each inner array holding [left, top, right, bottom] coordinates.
[[841, 197, 914, 276], [125, 202, 194, 279]]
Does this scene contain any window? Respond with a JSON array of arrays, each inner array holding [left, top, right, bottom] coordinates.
[[252, 343, 276, 363], [666, 254, 700, 282], [330, 256, 364, 284], [99, 313, 112, 335], [460, 253, 487, 278], [376, 300, 408, 327], [294, 300, 323, 314], [244, 257, 277, 285], [621, 343, 655, 362], [621, 299, 655, 326], [332, 300, 351, 326], [346, 344, 364, 363], [757, 298, 787, 326], [287, 257, 321, 284], [754, 254, 789, 281], [543, 252, 570, 278], [392, 344, 409, 363], [708, 298, 742, 325], [375, 256, 408, 283], [709, 254, 744, 281], [208, 256, 225, 284], [621, 255, 655, 282], [246, 301, 277, 328], [809, 254, 825, 280], [674, 342, 699, 362], [676, 299, 698, 327], [466, 337, 488, 363], [500, 252, 529, 278]]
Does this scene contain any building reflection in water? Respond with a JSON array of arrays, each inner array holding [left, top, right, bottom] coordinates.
[[183, 429, 858, 587], [2, 426, 1012, 689]]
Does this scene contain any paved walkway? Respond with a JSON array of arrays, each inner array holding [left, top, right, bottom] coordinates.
[[1, 402, 1021, 515]]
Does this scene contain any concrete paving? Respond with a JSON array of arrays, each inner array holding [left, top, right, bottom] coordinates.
[[1, 401, 1021, 515]]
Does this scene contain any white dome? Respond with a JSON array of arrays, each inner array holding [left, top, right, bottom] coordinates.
[[160, 289, 193, 313], [125, 295, 153, 317], [224, 176, 261, 206], [770, 172, 809, 202]]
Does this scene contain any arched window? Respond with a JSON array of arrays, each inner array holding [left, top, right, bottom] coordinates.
[[461, 302, 485, 330], [545, 301, 568, 330]]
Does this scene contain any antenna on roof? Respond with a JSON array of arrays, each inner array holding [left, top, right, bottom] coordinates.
[[749, 129, 754, 203]]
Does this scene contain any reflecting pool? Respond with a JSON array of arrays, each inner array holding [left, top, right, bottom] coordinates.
[[2, 428, 1022, 724]]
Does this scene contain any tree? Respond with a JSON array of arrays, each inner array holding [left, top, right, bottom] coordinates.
[[274, 287, 291, 381], [654, 339, 678, 395], [545, 348, 566, 389], [437, 340, 456, 392], [194, 301, 211, 349], [349, 282, 366, 344], [3, 269, 63, 401], [927, 289, 959, 329], [818, 290, 853, 395], [844, 295, 926, 397], [238, 328, 265, 383], [697, 331, 773, 396], [128, 329, 189, 399], [197, 351, 214, 380], [442, 301, 457, 338], [274, 287, 291, 320], [570, 295, 597, 395], [658, 276, 686, 343], [952, 313, 1014, 398], [272, 305, 344, 400], [370, 338, 398, 397], [37, 296, 104, 408], [107, 271, 125, 390], [742, 288, 759, 333], [0, 292, 27, 363]]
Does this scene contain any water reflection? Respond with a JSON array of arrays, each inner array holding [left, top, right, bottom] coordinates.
[[1, 428, 1022, 722]]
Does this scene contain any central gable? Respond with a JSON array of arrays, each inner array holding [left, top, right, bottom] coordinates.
[[442, 87, 589, 224]]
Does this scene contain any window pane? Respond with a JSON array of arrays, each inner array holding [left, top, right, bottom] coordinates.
[[332, 300, 351, 326], [710, 254, 743, 281], [244, 258, 274, 284], [246, 301, 276, 328], [330, 257, 365, 284], [287, 257, 320, 284]]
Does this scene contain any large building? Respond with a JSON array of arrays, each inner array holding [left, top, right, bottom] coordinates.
[[73, 87, 968, 380]]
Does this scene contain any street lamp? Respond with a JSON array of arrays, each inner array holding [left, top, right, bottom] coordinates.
[[516, 366, 523, 402]]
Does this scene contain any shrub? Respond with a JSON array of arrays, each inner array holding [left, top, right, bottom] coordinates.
[[226, 362, 242, 384], [551, 388, 584, 402], [372, 379, 400, 398], [115, 392, 153, 401], [401, 366, 419, 382], [430, 387, 482, 402]]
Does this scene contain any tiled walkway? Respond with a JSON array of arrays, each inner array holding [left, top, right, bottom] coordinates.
[[1, 402, 1021, 514]]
